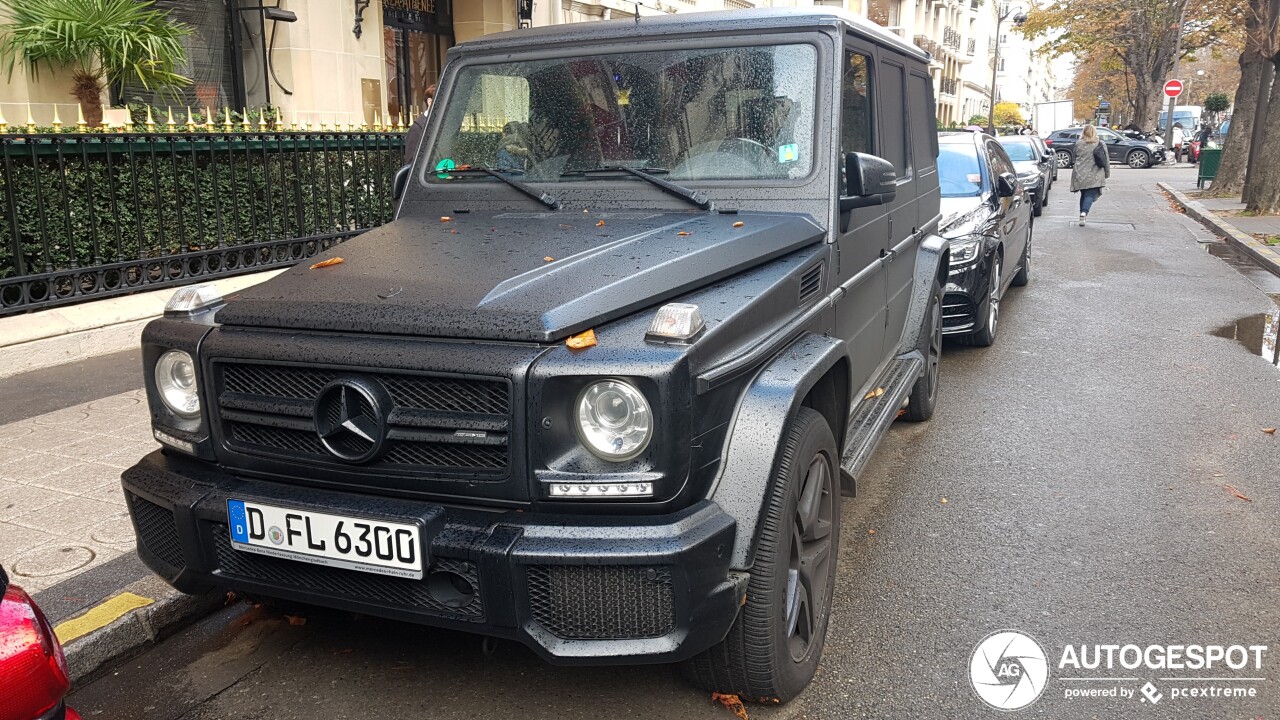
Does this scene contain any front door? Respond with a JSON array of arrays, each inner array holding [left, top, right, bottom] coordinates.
[[835, 42, 888, 397], [383, 0, 454, 122]]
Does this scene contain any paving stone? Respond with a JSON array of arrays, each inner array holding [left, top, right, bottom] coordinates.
[[30, 408, 92, 428], [10, 496, 128, 538], [0, 483, 73, 521], [0, 427, 96, 452], [27, 462, 122, 495], [81, 482, 127, 506], [1, 452, 86, 483], [87, 395, 145, 413], [0, 521, 58, 558]]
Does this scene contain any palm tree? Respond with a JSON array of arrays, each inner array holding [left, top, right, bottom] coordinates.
[[0, 0, 191, 125]]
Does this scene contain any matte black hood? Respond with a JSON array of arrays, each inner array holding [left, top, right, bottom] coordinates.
[[216, 211, 824, 342]]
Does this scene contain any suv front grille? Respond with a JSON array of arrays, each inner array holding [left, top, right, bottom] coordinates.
[[214, 362, 511, 479], [526, 565, 675, 640]]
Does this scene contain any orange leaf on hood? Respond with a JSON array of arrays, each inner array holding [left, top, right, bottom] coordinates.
[[566, 329, 597, 349], [309, 257, 344, 270]]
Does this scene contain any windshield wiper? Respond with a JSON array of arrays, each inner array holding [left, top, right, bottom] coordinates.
[[568, 166, 712, 211], [442, 167, 559, 210]]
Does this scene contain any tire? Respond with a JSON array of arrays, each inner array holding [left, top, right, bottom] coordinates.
[[1042, 180, 1050, 205], [682, 407, 839, 704], [1126, 149, 1150, 169], [1055, 150, 1072, 169], [1012, 223, 1031, 287], [1032, 191, 1044, 217], [904, 281, 942, 422], [964, 256, 1000, 347]]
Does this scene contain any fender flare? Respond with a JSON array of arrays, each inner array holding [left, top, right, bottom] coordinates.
[[893, 233, 950, 354], [707, 332, 848, 570]]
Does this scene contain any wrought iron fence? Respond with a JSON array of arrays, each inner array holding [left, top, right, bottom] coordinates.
[[0, 129, 406, 316]]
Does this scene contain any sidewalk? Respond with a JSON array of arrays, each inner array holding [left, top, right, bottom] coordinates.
[[1159, 175, 1280, 279], [0, 390, 222, 683]]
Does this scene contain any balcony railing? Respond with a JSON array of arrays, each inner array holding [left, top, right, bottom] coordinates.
[[967, 37, 977, 55], [940, 78, 960, 96], [0, 129, 406, 316]]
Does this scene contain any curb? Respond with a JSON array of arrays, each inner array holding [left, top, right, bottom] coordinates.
[[0, 268, 285, 380], [1160, 182, 1280, 279], [57, 575, 225, 685]]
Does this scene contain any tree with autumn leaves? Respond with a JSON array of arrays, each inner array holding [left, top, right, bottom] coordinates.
[[1025, 0, 1280, 214]]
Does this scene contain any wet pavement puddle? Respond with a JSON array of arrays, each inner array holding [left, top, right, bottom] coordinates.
[[1207, 243, 1280, 297], [1211, 311, 1280, 368]]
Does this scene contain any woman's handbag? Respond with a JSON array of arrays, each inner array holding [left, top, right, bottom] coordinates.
[[1093, 143, 1107, 168]]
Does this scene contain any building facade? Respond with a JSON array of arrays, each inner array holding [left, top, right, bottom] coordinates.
[[992, 1, 1062, 122], [2, 0, 1012, 129]]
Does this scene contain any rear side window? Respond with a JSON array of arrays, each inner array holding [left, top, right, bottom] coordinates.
[[907, 73, 936, 171], [841, 50, 873, 157], [878, 60, 909, 177]]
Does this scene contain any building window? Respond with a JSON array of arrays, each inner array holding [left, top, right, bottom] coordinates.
[[998, 59, 1005, 71], [114, 1, 236, 110], [384, 0, 454, 120]]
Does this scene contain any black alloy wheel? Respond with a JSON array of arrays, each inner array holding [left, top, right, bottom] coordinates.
[[682, 407, 840, 703], [965, 256, 1001, 347]]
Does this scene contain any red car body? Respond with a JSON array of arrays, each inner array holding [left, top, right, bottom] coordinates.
[[0, 568, 79, 720]]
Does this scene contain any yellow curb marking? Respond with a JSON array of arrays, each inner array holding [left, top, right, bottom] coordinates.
[[54, 592, 154, 645]]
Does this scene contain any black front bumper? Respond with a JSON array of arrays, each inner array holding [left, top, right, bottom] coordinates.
[[122, 451, 743, 665]]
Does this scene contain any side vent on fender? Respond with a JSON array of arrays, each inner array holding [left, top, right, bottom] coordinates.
[[799, 263, 824, 304]]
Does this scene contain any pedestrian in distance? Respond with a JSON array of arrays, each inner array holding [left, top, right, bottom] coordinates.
[[1171, 122, 1186, 163], [1194, 124, 1212, 165], [1070, 124, 1110, 227], [404, 84, 437, 165]]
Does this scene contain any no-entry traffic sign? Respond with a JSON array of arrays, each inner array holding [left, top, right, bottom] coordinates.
[[1164, 80, 1184, 98]]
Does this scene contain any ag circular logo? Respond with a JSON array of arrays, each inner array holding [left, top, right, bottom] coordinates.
[[969, 630, 1050, 711], [313, 377, 391, 463]]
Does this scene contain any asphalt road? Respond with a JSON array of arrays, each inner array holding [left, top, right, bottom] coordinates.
[[69, 166, 1280, 719]]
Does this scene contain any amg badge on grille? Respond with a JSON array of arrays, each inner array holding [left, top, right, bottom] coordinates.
[[314, 378, 392, 463]]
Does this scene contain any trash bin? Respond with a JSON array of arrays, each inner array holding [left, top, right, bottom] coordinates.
[[1198, 148, 1223, 189]]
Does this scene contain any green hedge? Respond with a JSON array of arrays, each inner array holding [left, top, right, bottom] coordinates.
[[0, 134, 404, 280]]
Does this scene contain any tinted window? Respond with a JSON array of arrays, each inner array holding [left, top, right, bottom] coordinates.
[[908, 73, 936, 171], [938, 143, 983, 197], [878, 61, 909, 176], [841, 50, 873, 156]]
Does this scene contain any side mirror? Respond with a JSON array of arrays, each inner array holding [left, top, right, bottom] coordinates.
[[1042, 152, 1054, 162], [996, 172, 1018, 198], [840, 152, 897, 211], [392, 164, 412, 201]]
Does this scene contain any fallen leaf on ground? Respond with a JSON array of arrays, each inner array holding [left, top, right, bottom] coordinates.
[[566, 329, 597, 349], [864, 387, 885, 400], [732, 221, 745, 228], [225, 591, 238, 605], [868, 529, 877, 535], [596, 220, 606, 227], [711, 693, 749, 720], [543, 256, 554, 262], [1263, 427, 1277, 435], [440, 216, 452, 222], [284, 614, 307, 626], [895, 408, 907, 419], [940, 498, 948, 504], [309, 257, 344, 270], [1223, 485, 1252, 502], [677, 230, 691, 236], [449, 229, 457, 234]]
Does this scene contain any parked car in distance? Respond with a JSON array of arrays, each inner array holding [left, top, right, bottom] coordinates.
[[121, 9, 952, 705], [937, 132, 1033, 346], [0, 565, 80, 720], [1213, 118, 1231, 143], [1046, 126, 1166, 169], [997, 135, 1053, 217], [1031, 134, 1058, 182]]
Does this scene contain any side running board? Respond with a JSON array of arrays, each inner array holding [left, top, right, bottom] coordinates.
[[839, 351, 924, 496]]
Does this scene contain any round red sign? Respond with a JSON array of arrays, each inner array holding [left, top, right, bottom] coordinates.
[[1164, 80, 1184, 98]]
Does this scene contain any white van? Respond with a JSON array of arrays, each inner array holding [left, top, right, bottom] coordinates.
[[1159, 105, 1203, 132]]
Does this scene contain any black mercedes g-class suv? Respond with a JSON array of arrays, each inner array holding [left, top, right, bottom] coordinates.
[[123, 9, 949, 703]]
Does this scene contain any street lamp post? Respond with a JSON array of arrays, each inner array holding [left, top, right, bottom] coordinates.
[[987, 3, 1027, 135]]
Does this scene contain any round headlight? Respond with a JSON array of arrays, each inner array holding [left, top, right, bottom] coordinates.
[[155, 350, 200, 418], [575, 380, 652, 461]]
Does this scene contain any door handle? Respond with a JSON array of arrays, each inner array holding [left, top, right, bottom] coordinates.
[[880, 248, 897, 262]]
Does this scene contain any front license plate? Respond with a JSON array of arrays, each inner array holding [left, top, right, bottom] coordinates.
[[227, 500, 423, 579]]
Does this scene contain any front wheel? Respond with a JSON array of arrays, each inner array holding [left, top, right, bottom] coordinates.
[[964, 257, 1000, 347], [1012, 223, 1031, 287], [1032, 191, 1044, 217], [1127, 149, 1150, 169], [904, 281, 942, 421], [682, 407, 839, 703]]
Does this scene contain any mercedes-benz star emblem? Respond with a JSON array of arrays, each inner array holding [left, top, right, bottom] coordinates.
[[314, 378, 390, 463]]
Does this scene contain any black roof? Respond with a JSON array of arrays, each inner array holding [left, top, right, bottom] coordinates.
[[449, 8, 928, 62]]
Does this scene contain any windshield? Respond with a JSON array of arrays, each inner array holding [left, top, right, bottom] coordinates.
[[938, 143, 983, 198], [424, 43, 818, 183], [1000, 141, 1039, 161]]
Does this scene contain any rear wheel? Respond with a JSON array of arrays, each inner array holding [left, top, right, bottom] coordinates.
[[904, 281, 942, 422], [1055, 150, 1072, 169], [682, 407, 839, 703]]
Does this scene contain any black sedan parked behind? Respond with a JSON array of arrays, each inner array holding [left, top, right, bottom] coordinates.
[[1046, 126, 1166, 169], [997, 135, 1054, 217], [937, 132, 1034, 346]]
